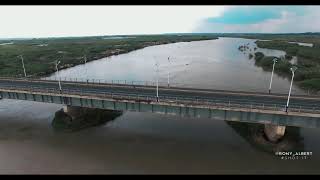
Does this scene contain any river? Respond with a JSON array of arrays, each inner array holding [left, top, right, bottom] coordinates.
[[48, 37, 305, 94], [0, 37, 319, 174]]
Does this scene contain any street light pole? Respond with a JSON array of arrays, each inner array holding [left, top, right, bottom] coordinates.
[[55, 60, 62, 92], [286, 66, 297, 112], [18, 55, 27, 78], [268, 58, 278, 94], [155, 61, 159, 102], [167, 56, 170, 87], [84, 55, 88, 83]]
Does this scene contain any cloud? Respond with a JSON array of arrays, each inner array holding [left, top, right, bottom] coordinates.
[[194, 6, 320, 33], [2, 6, 316, 37], [206, 6, 282, 24], [0, 6, 227, 38]]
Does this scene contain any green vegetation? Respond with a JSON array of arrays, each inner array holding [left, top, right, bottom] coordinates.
[[0, 34, 218, 77], [238, 44, 250, 52], [220, 32, 320, 46], [299, 79, 320, 91], [255, 40, 320, 60], [248, 53, 253, 59], [254, 40, 320, 92], [253, 52, 291, 75], [233, 33, 320, 92]]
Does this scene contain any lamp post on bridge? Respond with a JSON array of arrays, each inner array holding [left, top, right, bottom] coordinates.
[[55, 60, 62, 92], [83, 55, 88, 83], [268, 58, 278, 94], [18, 55, 27, 78], [155, 61, 159, 102], [167, 56, 171, 87], [84, 55, 87, 65], [285, 66, 298, 112]]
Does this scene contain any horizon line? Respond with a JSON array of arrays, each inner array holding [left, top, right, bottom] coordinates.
[[1, 32, 320, 40]]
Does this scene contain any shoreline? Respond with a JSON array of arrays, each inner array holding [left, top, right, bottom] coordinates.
[[243, 48, 319, 94], [42, 38, 219, 78], [3, 37, 218, 78]]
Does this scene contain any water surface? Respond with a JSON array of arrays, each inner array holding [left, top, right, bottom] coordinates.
[[49, 37, 305, 94], [0, 99, 319, 174]]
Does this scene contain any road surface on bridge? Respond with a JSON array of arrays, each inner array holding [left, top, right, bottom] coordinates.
[[0, 78, 319, 113]]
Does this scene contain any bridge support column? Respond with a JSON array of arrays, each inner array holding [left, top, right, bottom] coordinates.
[[264, 124, 286, 143], [53, 106, 123, 131], [63, 105, 82, 120]]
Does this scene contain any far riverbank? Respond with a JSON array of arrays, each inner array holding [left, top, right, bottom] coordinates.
[[0, 35, 218, 78]]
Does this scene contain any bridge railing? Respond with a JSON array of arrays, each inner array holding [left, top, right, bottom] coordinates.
[[2, 84, 320, 114], [42, 76, 187, 88], [0, 77, 320, 96], [2, 76, 320, 97]]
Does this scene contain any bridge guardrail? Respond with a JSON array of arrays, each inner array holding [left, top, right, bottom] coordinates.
[[1, 85, 320, 115], [44, 77, 320, 96], [1, 76, 319, 97], [1, 81, 319, 110]]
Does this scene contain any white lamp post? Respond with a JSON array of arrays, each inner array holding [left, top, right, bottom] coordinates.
[[84, 55, 88, 83], [18, 55, 27, 78], [167, 56, 171, 87], [55, 60, 62, 92], [268, 58, 278, 94], [285, 66, 298, 112], [155, 61, 159, 102]]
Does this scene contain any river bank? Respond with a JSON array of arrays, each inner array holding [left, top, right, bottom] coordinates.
[[255, 40, 320, 92], [238, 39, 320, 93], [0, 35, 218, 78]]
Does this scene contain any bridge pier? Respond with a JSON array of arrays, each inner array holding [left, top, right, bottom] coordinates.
[[53, 105, 123, 131], [63, 105, 82, 120], [264, 124, 286, 143]]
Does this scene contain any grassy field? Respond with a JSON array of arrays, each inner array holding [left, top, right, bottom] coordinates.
[[0, 34, 218, 77]]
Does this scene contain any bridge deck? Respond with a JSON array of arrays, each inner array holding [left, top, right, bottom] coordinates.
[[0, 78, 320, 128], [0, 78, 319, 112]]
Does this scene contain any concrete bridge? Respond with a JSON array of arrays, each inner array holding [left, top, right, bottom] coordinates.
[[0, 77, 319, 142]]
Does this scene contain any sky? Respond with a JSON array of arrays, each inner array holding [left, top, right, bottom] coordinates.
[[0, 5, 319, 38]]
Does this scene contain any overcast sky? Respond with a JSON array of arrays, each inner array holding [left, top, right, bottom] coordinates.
[[0, 5, 319, 38]]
